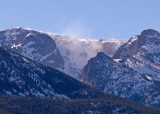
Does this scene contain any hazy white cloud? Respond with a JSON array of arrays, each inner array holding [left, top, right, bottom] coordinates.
[[59, 19, 92, 38], [51, 35, 103, 69]]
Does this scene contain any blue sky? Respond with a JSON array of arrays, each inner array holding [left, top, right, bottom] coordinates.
[[0, 0, 160, 40]]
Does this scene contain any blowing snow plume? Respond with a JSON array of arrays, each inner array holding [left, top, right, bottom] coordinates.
[[49, 32, 126, 78], [59, 20, 92, 39]]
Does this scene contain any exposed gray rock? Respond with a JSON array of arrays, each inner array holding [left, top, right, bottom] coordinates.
[[0, 27, 64, 69]]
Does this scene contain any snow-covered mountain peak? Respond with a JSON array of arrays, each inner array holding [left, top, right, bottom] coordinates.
[[49, 32, 126, 78], [80, 52, 160, 107], [97, 52, 107, 57], [0, 27, 126, 78], [112, 29, 160, 80], [96, 52, 113, 61], [5, 27, 43, 33], [6, 27, 23, 31], [130, 35, 138, 41], [0, 27, 64, 70], [141, 29, 160, 37], [114, 29, 160, 58]]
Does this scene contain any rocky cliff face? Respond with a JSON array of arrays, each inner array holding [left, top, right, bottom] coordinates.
[[113, 29, 160, 77], [0, 27, 64, 69], [80, 29, 160, 107], [49, 34, 126, 78], [114, 29, 160, 62], [0, 46, 111, 99], [0, 27, 125, 78], [80, 52, 160, 107]]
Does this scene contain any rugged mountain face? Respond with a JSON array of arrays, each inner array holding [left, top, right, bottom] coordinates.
[[114, 29, 160, 60], [0, 46, 111, 99], [49, 33, 126, 78], [80, 29, 160, 107], [113, 29, 160, 76], [80, 52, 160, 107], [115, 57, 160, 78], [0, 27, 64, 69], [0, 27, 126, 78], [0, 46, 156, 113]]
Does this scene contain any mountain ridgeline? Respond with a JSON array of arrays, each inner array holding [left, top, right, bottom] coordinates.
[[80, 29, 160, 108], [1, 27, 160, 113], [0, 46, 157, 113], [0, 27, 126, 78], [0, 46, 116, 99]]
